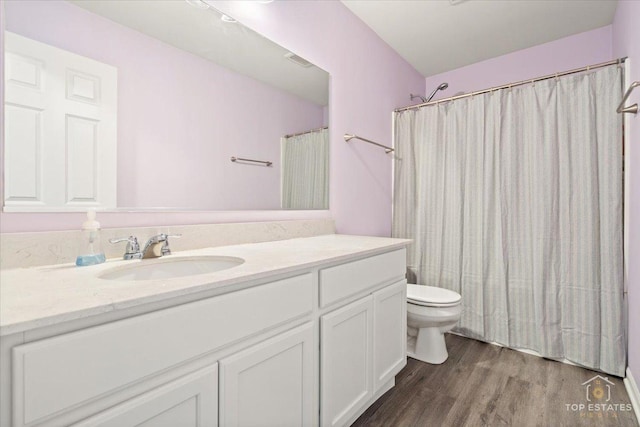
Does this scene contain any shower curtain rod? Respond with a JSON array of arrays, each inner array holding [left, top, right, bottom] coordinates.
[[395, 57, 628, 113], [284, 126, 328, 139]]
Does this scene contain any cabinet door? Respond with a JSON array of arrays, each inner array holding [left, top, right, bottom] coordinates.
[[373, 280, 407, 391], [73, 365, 218, 427], [321, 296, 373, 427], [219, 323, 315, 427]]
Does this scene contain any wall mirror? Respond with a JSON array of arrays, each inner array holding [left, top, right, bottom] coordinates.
[[2, 0, 330, 212]]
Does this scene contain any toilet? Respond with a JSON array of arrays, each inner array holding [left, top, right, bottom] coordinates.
[[406, 284, 462, 364]]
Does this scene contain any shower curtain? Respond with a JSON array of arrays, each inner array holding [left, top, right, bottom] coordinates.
[[281, 128, 329, 209], [393, 65, 625, 375]]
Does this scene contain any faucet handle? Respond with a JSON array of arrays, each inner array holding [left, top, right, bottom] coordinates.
[[160, 233, 182, 256], [109, 236, 137, 244], [109, 236, 141, 260]]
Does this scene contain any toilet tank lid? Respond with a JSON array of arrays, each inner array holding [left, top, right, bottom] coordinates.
[[407, 284, 461, 305]]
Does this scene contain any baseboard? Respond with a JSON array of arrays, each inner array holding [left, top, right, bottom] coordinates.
[[624, 367, 640, 421]]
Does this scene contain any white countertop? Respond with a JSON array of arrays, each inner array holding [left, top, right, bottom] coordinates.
[[0, 234, 410, 336]]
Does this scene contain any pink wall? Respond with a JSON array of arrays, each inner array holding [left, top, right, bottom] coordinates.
[[209, 1, 425, 237], [209, 0, 424, 235], [424, 26, 613, 99], [613, 0, 640, 380], [3, 0, 324, 212], [0, 0, 424, 233]]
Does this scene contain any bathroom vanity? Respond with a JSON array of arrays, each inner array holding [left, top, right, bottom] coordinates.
[[0, 235, 410, 427]]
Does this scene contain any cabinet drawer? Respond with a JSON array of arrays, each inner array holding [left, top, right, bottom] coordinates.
[[319, 249, 406, 308], [13, 274, 312, 426]]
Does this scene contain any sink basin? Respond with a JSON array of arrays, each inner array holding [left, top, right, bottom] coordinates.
[[99, 256, 245, 281]]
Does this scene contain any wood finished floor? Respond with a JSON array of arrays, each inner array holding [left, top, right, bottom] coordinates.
[[353, 334, 638, 427]]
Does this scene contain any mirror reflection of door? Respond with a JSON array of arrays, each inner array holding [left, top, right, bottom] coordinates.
[[3, 0, 330, 212], [4, 32, 117, 212]]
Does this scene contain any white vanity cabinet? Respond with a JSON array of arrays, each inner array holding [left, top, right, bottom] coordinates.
[[319, 250, 407, 427], [9, 274, 313, 427], [0, 239, 409, 427]]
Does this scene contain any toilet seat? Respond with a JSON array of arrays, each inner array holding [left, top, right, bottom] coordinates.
[[407, 284, 461, 307]]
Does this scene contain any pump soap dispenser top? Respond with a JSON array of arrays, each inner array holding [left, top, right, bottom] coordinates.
[[76, 210, 106, 267]]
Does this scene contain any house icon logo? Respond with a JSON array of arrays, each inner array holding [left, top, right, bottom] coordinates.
[[582, 375, 614, 402], [565, 375, 632, 415]]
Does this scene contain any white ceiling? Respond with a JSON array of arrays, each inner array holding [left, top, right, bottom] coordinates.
[[342, 0, 618, 77], [70, 0, 329, 106]]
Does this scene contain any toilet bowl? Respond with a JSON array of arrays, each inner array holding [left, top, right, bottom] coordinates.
[[406, 284, 462, 364]]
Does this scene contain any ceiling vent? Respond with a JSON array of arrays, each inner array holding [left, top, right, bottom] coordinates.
[[284, 52, 313, 68]]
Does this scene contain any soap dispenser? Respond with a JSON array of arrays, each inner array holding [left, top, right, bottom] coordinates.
[[76, 210, 106, 266]]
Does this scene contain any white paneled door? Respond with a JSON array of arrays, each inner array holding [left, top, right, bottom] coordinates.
[[4, 32, 117, 211]]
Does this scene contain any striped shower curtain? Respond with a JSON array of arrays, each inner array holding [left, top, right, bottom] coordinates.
[[281, 128, 329, 210], [393, 65, 625, 375]]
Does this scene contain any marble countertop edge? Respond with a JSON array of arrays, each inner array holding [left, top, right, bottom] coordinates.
[[0, 235, 411, 337]]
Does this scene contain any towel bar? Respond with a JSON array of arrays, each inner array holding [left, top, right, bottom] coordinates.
[[230, 156, 272, 167], [344, 134, 394, 153]]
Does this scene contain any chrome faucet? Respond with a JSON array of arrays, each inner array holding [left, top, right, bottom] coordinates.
[[141, 233, 182, 259], [110, 233, 182, 260]]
